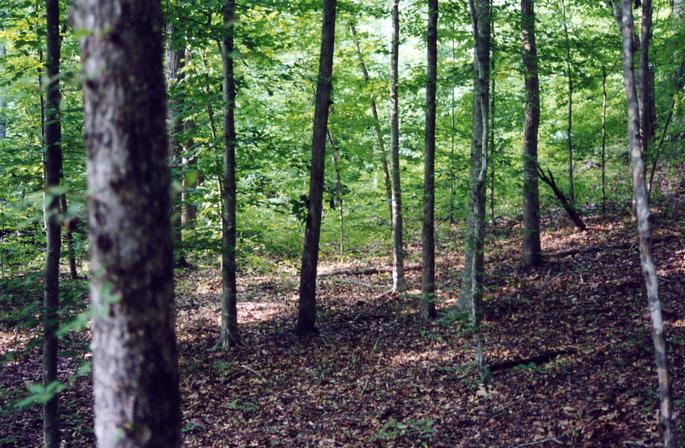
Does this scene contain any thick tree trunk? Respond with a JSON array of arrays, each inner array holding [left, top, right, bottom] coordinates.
[[43, 0, 62, 446], [390, 0, 407, 293], [73, 0, 182, 445], [349, 24, 393, 222], [220, 0, 241, 347], [561, 0, 575, 205], [521, 0, 543, 268], [461, 0, 490, 381], [619, 3, 677, 446], [297, 0, 337, 335], [422, 0, 438, 320]]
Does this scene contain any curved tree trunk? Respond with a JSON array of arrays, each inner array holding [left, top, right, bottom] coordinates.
[[422, 0, 438, 320], [297, 0, 337, 335], [43, 0, 62, 446], [619, 1, 677, 446], [521, 0, 542, 268], [390, 0, 407, 293], [73, 0, 182, 445]]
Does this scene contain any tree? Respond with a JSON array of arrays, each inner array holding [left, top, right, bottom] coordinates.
[[421, 0, 438, 320], [618, 0, 677, 446], [72, 0, 182, 445], [461, 0, 491, 380], [389, 0, 407, 293], [220, 0, 241, 348], [560, 0, 575, 206], [43, 0, 62, 446], [297, 0, 338, 335], [520, 0, 542, 268]]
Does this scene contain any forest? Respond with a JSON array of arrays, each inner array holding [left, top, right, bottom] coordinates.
[[0, 0, 684, 446]]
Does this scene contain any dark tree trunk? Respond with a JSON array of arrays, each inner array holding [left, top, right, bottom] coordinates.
[[460, 0, 490, 381], [422, 0, 438, 320], [619, 2, 677, 446], [520, 0, 542, 268], [537, 165, 587, 231], [327, 130, 345, 256], [349, 24, 393, 223], [297, 0, 337, 335], [72, 0, 182, 445], [43, 0, 62, 446], [390, 0, 407, 293], [220, 0, 241, 348]]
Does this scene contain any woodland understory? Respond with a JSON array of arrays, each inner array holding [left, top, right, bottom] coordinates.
[[2, 191, 685, 447]]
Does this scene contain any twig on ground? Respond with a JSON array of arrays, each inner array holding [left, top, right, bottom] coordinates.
[[510, 436, 563, 448]]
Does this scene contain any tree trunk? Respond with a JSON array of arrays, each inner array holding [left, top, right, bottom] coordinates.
[[601, 66, 608, 217], [619, 3, 677, 445], [561, 0, 575, 205], [43, 0, 62, 445], [60, 195, 78, 280], [461, 0, 490, 381], [220, 0, 241, 348], [166, 25, 188, 268], [349, 24, 393, 223], [449, 29, 457, 225], [73, 0, 182, 445], [488, 24, 496, 227], [537, 165, 587, 231], [639, 0, 656, 145], [0, 40, 5, 138], [521, 0, 543, 268], [327, 130, 345, 257], [297, 0, 337, 335], [390, 0, 407, 293], [422, 0, 438, 320]]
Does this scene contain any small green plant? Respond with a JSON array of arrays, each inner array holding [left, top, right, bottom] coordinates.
[[181, 421, 198, 433], [511, 362, 542, 373], [227, 398, 259, 413], [212, 359, 234, 377], [372, 417, 437, 446]]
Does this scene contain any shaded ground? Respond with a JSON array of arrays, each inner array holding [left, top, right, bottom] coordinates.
[[1, 197, 684, 447]]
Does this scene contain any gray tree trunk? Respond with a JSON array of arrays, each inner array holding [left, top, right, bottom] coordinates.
[[390, 0, 407, 293], [297, 0, 337, 335], [349, 24, 393, 223], [43, 0, 62, 446], [521, 0, 542, 268], [619, 1, 678, 446], [422, 0, 438, 320], [220, 0, 241, 348], [488, 21, 496, 227], [72, 0, 182, 445], [461, 0, 490, 381]]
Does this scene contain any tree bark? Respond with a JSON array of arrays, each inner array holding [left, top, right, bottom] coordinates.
[[327, 130, 345, 256], [461, 0, 490, 381], [521, 0, 542, 268], [601, 66, 608, 217], [619, 3, 677, 445], [488, 18, 496, 227], [561, 0, 575, 205], [390, 0, 407, 293], [422, 0, 438, 320], [219, 0, 241, 348], [349, 24, 393, 223], [297, 0, 337, 335], [72, 0, 182, 445], [43, 0, 62, 446]]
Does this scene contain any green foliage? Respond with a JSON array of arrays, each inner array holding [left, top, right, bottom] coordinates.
[[372, 417, 437, 446]]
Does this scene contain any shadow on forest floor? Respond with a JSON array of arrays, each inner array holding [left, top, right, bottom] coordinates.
[[1, 197, 685, 447]]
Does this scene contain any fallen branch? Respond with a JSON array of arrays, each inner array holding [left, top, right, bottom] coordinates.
[[510, 437, 563, 448], [537, 164, 587, 232], [490, 348, 576, 372], [318, 263, 421, 278]]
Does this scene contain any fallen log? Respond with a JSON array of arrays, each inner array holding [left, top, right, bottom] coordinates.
[[537, 164, 587, 232]]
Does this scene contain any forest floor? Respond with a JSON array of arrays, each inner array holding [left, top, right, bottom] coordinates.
[[2, 195, 685, 447]]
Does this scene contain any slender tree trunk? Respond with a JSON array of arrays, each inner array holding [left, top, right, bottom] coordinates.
[[349, 24, 393, 222], [60, 195, 78, 280], [422, 0, 438, 320], [297, 0, 337, 335], [489, 2, 496, 226], [449, 30, 457, 225], [220, 0, 241, 347], [461, 0, 490, 381], [619, 2, 677, 446], [43, 0, 62, 446], [521, 0, 542, 268], [390, 0, 407, 293], [73, 0, 182, 445], [639, 0, 656, 146], [166, 25, 188, 268], [601, 66, 608, 217], [328, 130, 344, 256], [561, 0, 575, 205]]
